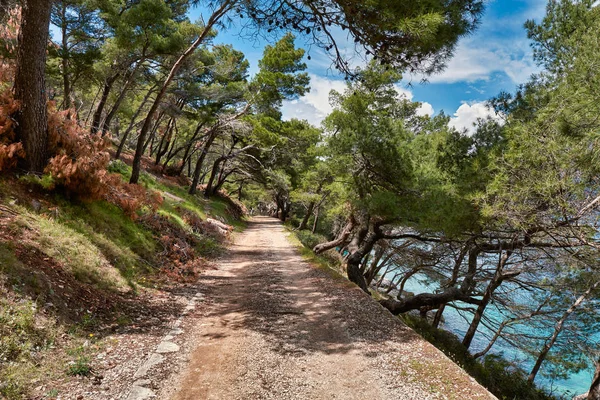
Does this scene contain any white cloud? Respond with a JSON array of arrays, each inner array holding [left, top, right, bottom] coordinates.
[[419, 39, 540, 85], [281, 74, 347, 126], [449, 102, 503, 134], [416, 102, 434, 117], [282, 75, 434, 126]]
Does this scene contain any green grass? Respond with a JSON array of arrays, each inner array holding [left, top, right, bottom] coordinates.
[[108, 159, 246, 231], [66, 346, 92, 376], [15, 207, 130, 291], [0, 164, 247, 398], [0, 252, 60, 400], [284, 226, 349, 284]]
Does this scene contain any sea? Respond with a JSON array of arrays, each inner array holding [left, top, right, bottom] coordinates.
[[396, 274, 596, 398]]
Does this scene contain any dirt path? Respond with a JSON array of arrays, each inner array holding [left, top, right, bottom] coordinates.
[[164, 217, 496, 400]]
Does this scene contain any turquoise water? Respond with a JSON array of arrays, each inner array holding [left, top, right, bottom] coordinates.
[[397, 274, 595, 397]]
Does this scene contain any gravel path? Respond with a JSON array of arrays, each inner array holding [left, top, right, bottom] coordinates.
[[164, 216, 496, 400]]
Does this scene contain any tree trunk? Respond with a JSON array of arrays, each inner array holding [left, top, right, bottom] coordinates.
[[462, 251, 512, 349], [433, 246, 468, 328], [155, 117, 174, 165], [84, 86, 102, 126], [345, 222, 385, 294], [60, 2, 71, 110], [91, 71, 119, 134], [311, 207, 319, 233], [588, 359, 600, 400], [461, 277, 501, 349], [189, 127, 218, 194], [298, 201, 315, 230], [313, 215, 356, 254], [13, 0, 52, 173], [115, 88, 155, 160], [528, 280, 600, 384], [432, 305, 445, 329], [204, 156, 224, 198], [101, 59, 144, 134], [130, 1, 233, 184], [178, 122, 204, 175], [364, 245, 385, 286]]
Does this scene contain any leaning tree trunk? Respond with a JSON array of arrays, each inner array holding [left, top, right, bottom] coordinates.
[[311, 207, 319, 233], [178, 122, 204, 175], [432, 246, 469, 328], [189, 127, 218, 194], [13, 0, 52, 173], [298, 201, 315, 230], [345, 222, 385, 294], [115, 87, 155, 160], [101, 58, 145, 134], [528, 280, 600, 384], [462, 251, 513, 349], [91, 72, 119, 134], [588, 359, 600, 400], [313, 215, 356, 254], [130, 1, 233, 184]]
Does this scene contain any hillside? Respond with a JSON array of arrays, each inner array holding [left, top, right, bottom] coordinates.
[[0, 157, 245, 399]]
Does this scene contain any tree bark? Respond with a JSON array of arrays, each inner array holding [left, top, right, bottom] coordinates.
[[364, 245, 385, 286], [155, 117, 175, 165], [178, 122, 204, 175], [91, 71, 119, 134], [101, 58, 145, 134], [189, 127, 219, 194], [115, 87, 155, 160], [433, 246, 468, 328], [130, 1, 233, 184], [203, 156, 224, 197], [588, 359, 600, 400], [462, 250, 513, 349], [344, 221, 387, 293], [298, 201, 315, 230], [13, 0, 52, 173], [60, 2, 71, 110], [311, 207, 319, 233], [313, 215, 356, 254]]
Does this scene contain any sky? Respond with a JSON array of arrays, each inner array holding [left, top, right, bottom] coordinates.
[[190, 0, 549, 132]]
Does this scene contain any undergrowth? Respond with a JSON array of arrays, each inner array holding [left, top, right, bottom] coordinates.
[[401, 314, 557, 400], [0, 163, 245, 397], [285, 226, 347, 283]]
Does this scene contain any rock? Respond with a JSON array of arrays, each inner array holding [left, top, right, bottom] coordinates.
[[156, 341, 179, 353], [31, 199, 41, 212], [126, 385, 155, 400], [133, 354, 165, 379]]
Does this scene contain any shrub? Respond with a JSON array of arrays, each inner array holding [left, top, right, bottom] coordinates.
[[401, 314, 556, 400], [45, 104, 111, 198], [295, 230, 329, 250], [103, 173, 163, 218], [138, 212, 207, 281]]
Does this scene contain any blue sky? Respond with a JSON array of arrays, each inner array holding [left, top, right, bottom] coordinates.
[[190, 0, 548, 130]]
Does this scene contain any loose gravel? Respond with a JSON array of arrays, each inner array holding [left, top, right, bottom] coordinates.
[[163, 217, 497, 400]]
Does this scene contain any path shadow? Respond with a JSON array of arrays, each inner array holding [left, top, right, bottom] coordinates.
[[195, 216, 418, 358]]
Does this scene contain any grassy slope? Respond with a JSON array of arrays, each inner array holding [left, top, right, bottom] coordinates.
[[0, 162, 246, 399]]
